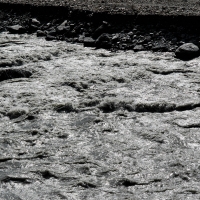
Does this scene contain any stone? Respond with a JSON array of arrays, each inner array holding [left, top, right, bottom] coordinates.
[[175, 43, 199, 59], [83, 37, 95, 47], [78, 35, 85, 43], [37, 30, 46, 37], [133, 45, 145, 52], [47, 29, 57, 36], [7, 25, 26, 34], [0, 69, 32, 82], [30, 18, 40, 26], [95, 33, 112, 49], [7, 107, 29, 119], [112, 34, 119, 43], [152, 44, 168, 52], [56, 20, 68, 33], [29, 24, 39, 32], [46, 35, 56, 41]]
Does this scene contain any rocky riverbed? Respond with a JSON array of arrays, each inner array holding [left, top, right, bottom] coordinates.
[[1, 32, 200, 199]]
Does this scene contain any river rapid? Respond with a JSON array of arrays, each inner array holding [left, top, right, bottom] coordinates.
[[1, 32, 200, 199]]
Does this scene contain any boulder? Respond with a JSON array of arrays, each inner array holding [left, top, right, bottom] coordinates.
[[95, 33, 112, 49], [46, 35, 56, 41], [152, 43, 168, 52], [133, 45, 145, 52], [30, 18, 40, 26], [37, 30, 46, 37], [56, 20, 68, 33], [47, 29, 57, 36], [29, 24, 39, 32], [7, 25, 26, 34], [83, 37, 95, 47], [175, 43, 199, 60]]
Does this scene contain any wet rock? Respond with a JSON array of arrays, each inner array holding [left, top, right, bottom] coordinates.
[[37, 30, 46, 37], [133, 44, 145, 52], [46, 35, 56, 41], [7, 107, 29, 119], [7, 25, 26, 34], [56, 20, 68, 33], [0, 68, 32, 82], [29, 24, 39, 32], [93, 21, 110, 39], [83, 37, 95, 47], [175, 43, 199, 60], [53, 102, 76, 113], [152, 43, 168, 52], [95, 33, 112, 49], [47, 29, 57, 36], [112, 34, 119, 43], [78, 35, 85, 43], [30, 18, 40, 26], [0, 26, 4, 32]]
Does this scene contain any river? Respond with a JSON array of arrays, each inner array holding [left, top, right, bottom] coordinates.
[[1, 32, 200, 199]]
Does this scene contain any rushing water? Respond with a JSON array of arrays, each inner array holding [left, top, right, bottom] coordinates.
[[1, 32, 200, 199]]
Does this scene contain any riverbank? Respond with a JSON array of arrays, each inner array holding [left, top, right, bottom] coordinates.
[[1, 2, 200, 54]]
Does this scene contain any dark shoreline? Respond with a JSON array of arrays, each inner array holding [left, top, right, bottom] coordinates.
[[1, 2, 200, 53]]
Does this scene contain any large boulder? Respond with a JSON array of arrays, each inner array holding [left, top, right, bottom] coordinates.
[[175, 43, 199, 60], [7, 25, 26, 34]]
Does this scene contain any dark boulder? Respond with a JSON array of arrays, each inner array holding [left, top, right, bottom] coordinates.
[[83, 37, 95, 47], [95, 33, 112, 49], [0, 69, 32, 82], [7, 25, 26, 34], [175, 43, 199, 60]]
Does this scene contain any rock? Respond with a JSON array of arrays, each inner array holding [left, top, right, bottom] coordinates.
[[83, 37, 95, 47], [95, 33, 112, 49], [93, 21, 110, 39], [29, 24, 39, 32], [175, 43, 199, 59], [133, 45, 145, 52], [46, 35, 56, 41], [7, 107, 29, 119], [7, 25, 26, 34], [47, 29, 57, 36], [78, 35, 85, 43], [0, 26, 4, 32], [56, 20, 68, 33], [112, 34, 119, 43], [0, 69, 32, 82], [152, 44, 168, 52], [37, 30, 46, 37], [30, 18, 40, 26]]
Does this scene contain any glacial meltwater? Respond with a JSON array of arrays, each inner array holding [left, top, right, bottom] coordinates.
[[1, 32, 200, 199]]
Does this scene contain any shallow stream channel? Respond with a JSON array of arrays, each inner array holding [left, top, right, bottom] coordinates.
[[1, 32, 200, 199]]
